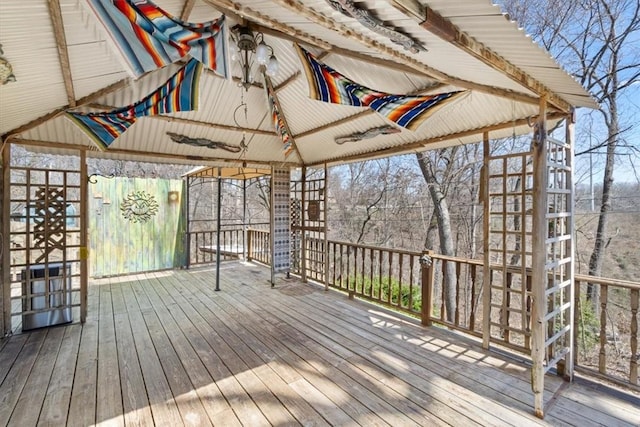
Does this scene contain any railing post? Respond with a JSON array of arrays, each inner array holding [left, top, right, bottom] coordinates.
[[421, 250, 434, 327], [599, 284, 608, 375], [247, 229, 253, 262], [630, 288, 638, 385]]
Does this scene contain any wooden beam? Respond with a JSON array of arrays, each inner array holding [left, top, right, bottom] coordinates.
[[253, 24, 422, 76], [10, 138, 299, 167], [180, 0, 197, 20], [1, 78, 130, 141], [274, 70, 300, 92], [1, 142, 9, 335], [150, 115, 276, 136], [409, 4, 571, 112], [531, 95, 549, 419], [264, 74, 303, 162], [305, 111, 564, 167], [47, 0, 76, 107]]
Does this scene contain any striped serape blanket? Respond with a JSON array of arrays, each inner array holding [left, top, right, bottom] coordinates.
[[87, 0, 227, 78], [67, 59, 202, 150], [296, 45, 464, 131], [267, 80, 294, 158]]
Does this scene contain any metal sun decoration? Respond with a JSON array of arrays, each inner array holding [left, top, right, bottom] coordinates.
[[120, 190, 159, 223]]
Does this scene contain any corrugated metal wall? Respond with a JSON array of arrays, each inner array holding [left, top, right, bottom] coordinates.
[[88, 177, 185, 277]]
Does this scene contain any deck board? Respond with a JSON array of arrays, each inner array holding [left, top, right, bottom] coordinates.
[[0, 263, 639, 426]]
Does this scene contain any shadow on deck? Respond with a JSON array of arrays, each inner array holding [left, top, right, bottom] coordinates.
[[1, 262, 638, 426]]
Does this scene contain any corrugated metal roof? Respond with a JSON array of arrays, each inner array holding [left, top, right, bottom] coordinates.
[[0, 0, 595, 168]]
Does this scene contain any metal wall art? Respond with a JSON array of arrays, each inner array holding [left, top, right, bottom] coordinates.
[[325, 0, 425, 53], [0, 44, 16, 85], [335, 125, 401, 145], [167, 132, 242, 153], [120, 190, 159, 223]]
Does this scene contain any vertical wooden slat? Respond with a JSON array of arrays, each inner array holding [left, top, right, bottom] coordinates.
[[409, 255, 415, 312], [630, 288, 638, 384], [470, 265, 477, 331], [387, 251, 392, 305], [455, 261, 461, 326], [398, 253, 404, 308], [80, 150, 88, 323], [599, 284, 608, 375]]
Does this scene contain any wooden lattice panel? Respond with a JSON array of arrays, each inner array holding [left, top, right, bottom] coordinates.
[[32, 187, 66, 263]]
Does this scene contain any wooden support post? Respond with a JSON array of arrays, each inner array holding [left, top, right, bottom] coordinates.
[[323, 164, 329, 291], [630, 288, 639, 385], [215, 169, 222, 291], [300, 166, 307, 283], [531, 95, 549, 419], [482, 131, 491, 349], [421, 250, 435, 326], [1, 142, 10, 335], [566, 111, 576, 380], [80, 149, 88, 323]]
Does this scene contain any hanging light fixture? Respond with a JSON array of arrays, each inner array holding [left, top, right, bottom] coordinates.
[[229, 25, 279, 91]]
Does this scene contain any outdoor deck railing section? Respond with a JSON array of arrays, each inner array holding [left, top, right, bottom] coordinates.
[[247, 228, 271, 265], [186, 227, 244, 266], [326, 240, 423, 317], [574, 274, 639, 386], [243, 231, 639, 388]]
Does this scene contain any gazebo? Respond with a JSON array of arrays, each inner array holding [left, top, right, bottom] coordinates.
[[3, 1, 630, 423]]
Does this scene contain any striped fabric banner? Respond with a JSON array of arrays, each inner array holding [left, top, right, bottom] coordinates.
[[296, 45, 464, 131], [67, 59, 202, 150], [87, 0, 227, 78], [267, 81, 294, 158]]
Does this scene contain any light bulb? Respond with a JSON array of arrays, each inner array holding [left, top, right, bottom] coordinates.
[[256, 41, 269, 65], [266, 55, 279, 77], [229, 42, 239, 62]]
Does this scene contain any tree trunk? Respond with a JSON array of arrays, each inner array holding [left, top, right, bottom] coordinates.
[[417, 151, 457, 322], [587, 105, 618, 300]]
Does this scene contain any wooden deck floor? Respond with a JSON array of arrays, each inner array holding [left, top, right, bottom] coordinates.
[[1, 263, 638, 426]]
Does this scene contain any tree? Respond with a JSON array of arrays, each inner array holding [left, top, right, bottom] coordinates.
[[499, 0, 640, 297]]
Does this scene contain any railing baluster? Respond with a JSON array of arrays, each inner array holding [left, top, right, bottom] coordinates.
[[455, 261, 461, 326], [599, 284, 608, 375], [470, 264, 476, 331]]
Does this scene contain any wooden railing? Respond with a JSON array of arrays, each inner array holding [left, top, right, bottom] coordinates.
[[247, 228, 270, 265], [574, 274, 639, 386], [186, 227, 244, 266], [326, 240, 423, 317], [245, 231, 639, 388]]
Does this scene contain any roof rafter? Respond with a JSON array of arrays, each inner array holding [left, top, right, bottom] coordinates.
[[265, 75, 303, 162], [47, 0, 76, 107], [306, 111, 567, 167], [1, 78, 130, 141], [180, 0, 197, 20], [389, 1, 571, 112]]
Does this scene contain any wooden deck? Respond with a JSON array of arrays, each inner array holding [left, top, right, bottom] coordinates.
[[1, 263, 638, 426]]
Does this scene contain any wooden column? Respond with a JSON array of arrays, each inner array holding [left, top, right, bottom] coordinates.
[[566, 111, 576, 380], [421, 250, 435, 326], [80, 149, 88, 322], [1, 142, 10, 335], [531, 95, 549, 418], [300, 166, 307, 282], [323, 164, 329, 291], [481, 131, 491, 349]]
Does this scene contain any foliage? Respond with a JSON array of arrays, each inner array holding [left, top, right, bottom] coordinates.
[[340, 274, 422, 313]]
